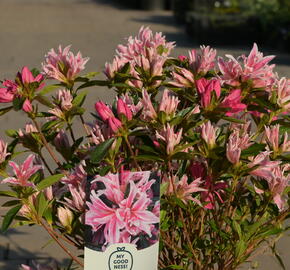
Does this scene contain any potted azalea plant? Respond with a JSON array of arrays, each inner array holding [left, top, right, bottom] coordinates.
[[0, 27, 289, 270]]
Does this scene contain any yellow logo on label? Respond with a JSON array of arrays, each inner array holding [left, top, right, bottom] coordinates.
[[108, 247, 133, 270]]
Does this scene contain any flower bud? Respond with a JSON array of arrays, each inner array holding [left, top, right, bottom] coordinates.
[[95, 101, 114, 121], [117, 98, 133, 120], [57, 206, 73, 229]]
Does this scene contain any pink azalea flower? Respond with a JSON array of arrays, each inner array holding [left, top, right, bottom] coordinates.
[[116, 26, 174, 61], [57, 206, 73, 228], [19, 66, 44, 87], [54, 129, 71, 155], [42, 45, 89, 83], [265, 125, 280, 152], [104, 56, 127, 80], [248, 151, 281, 180], [189, 46, 217, 74], [86, 189, 124, 244], [220, 89, 247, 116], [201, 176, 227, 209], [118, 181, 159, 237], [156, 124, 183, 155], [117, 98, 133, 120], [56, 89, 73, 111], [226, 129, 253, 165], [0, 67, 44, 112], [159, 89, 180, 115], [2, 155, 42, 187], [268, 165, 289, 211], [64, 183, 86, 212], [0, 139, 10, 164], [275, 77, 290, 111], [95, 101, 114, 121], [196, 78, 221, 108], [0, 80, 16, 103], [108, 117, 122, 133], [170, 68, 195, 88], [141, 89, 157, 120], [90, 121, 106, 145], [218, 43, 276, 89], [167, 175, 206, 205], [22, 99, 33, 112], [201, 121, 218, 149], [61, 163, 87, 187]]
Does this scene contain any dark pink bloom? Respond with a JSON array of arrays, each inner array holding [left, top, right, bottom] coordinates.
[[95, 101, 114, 121], [201, 176, 227, 209], [0, 80, 16, 102], [117, 98, 133, 120], [20, 66, 44, 86], [196, 78, 221, 108], [108, 117, 122, 133], [178, 55, 187, 61], [2, 154, 42, 187], [22, 99, 33, 112], [220, 89, 247, 115]]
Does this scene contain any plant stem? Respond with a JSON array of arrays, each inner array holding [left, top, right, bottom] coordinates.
[[167, 161, 201, 267], [79, 115, 91, 136], [40, 219, 84, 267], [38, 151, 53, 175], [31, 118, 62, 168], [124, 136, 141, 171], [68, 123, 76, 143]]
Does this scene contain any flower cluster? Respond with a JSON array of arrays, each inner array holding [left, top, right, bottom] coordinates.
[[0, 27, 289, 270], [86, 171, 159, 250]]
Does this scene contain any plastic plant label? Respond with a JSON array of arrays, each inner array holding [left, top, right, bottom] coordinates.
[[84, 171, 160, 270]]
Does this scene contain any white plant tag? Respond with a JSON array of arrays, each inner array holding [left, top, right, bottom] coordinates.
[[85, 171, 160, 270]]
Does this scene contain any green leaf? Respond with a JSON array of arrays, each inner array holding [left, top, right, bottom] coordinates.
[[135, 155, 164, 162], [36, 174, 64, 191], [241, 143, 266, 157], [2, 200, 21, 207], [168, 265, 184, 269], [90, 138, 115, 164], [77, 80, 109, 90], [235, 240, 247, 259], [232, 220, 242, 239], [0, 190, 18, 198], [5, 129, 18, 138], [13, 97, 24, 111], [35, 95, 54, 108], [38, 84, 61, 95], [221, 116, 246, 124], [1, 204, 22, 232], [0, 106, 13, 116], [72, 91, 87, 107], [160, 182, 169, 196], [37, 193, 49, 217]]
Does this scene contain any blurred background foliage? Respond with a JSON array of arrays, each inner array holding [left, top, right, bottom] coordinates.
[[173, 0, 290, 49]]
